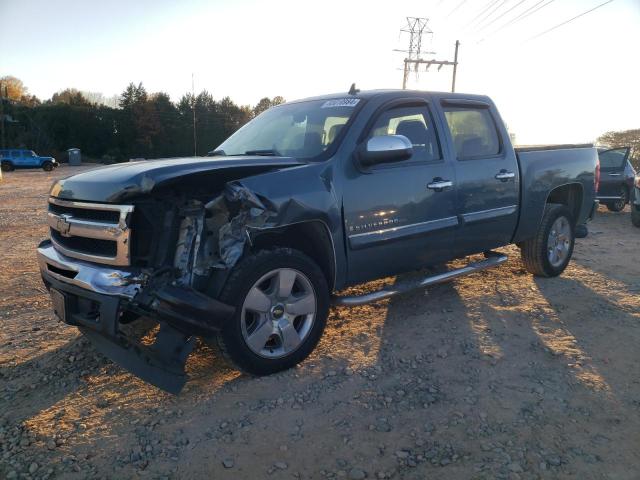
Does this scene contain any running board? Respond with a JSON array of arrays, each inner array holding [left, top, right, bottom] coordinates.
[[331, 252, 508, 307]]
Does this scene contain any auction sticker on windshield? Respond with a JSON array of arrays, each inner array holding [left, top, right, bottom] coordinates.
[[321, 98, 360, 108]]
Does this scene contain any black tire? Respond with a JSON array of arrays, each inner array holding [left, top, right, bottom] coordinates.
[[1, 162, 14, 172], [216, 248, 330, 376], [632, 204, 640, 228], [606, 187, 628, 212], [42, 161, 53, 172], [520, 204, 575, 277]]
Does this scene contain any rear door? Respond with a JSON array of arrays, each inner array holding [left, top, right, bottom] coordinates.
[[343, 99, 458, 284], [440, 99, 520, 256], [597, 147, 630, 198]]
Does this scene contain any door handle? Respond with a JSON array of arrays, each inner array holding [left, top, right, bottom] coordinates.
[[608, 173, 622, 177], [495, 171, 515, 181], [427, 180, 453, 191]]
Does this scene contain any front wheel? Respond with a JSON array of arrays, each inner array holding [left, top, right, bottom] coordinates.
[[216, 248, 329, 376], [520, 204, 575, 277], [42, 162, 54, 172], [607, 187, 628, 212]]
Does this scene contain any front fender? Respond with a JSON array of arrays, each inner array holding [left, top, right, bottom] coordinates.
[[222, 161, 347, 288]]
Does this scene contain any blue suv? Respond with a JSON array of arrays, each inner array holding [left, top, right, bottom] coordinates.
[[0, 149, 58, 171]]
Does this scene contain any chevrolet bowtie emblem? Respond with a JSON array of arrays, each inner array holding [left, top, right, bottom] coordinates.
[[57, 214, 72, 237]]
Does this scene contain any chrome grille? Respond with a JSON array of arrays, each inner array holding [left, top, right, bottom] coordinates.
[[47, 197, 134, 266]]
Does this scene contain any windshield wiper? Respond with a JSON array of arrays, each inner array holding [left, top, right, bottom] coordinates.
[[244, 149, 282, 157]]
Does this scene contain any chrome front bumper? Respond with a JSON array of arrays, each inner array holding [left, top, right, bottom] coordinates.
[[37, 241, 144, 299], [37, 240, 234, 394]]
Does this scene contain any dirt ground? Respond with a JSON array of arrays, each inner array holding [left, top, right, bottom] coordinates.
[[1, 165, 639, 480]]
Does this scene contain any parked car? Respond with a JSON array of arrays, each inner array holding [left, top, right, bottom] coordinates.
[[37, 89, 599, 393], [0, 149, 58, 171], [632, 174, 640, 227], [596, 147, 635, 211]]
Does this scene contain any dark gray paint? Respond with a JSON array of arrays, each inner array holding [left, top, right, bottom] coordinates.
[[48, 89, 597, 291], [512, 146, 597, 243]]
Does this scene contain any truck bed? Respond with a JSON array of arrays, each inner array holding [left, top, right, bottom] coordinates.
[[513, 144, 598, 244]]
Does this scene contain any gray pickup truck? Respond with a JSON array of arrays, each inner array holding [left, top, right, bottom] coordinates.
[[37, 89, 599, 393]]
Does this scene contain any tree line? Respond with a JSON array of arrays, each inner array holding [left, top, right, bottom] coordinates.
[[1, 75, 638, 168], [0, 76, 283, 162]]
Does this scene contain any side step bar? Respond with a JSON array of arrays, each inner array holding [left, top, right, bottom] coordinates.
[[331, 252, 508, 307]]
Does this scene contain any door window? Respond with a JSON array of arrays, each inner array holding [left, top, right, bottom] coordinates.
[[598, 148, 628, 171], [11, 151, 20, 158], [443, 107, 501, 159], [368, 106, 441, 163]]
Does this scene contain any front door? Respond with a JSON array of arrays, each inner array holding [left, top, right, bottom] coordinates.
[[11, 150, 23, 167], [343, 101, 458, 284], [597, 147, 630, 199], [440, 101, 520, 256]]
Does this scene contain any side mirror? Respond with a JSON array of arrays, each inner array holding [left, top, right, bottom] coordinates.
[[359, 135, 413, 167]]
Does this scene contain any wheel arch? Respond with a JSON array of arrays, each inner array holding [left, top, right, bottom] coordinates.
[[248, 220, 337, 291], [545, 182, 584, 224]]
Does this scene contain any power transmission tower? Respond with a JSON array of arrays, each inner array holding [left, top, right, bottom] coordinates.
[[397, 17, 434, 89], [397, 17, 461, 92]]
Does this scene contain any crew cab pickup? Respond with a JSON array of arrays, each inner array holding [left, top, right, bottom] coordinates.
[[1, 149, 58, 171], [37, 89, 599, 393]]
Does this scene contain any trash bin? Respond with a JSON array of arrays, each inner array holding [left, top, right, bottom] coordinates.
[[67, 148, 81, 166]]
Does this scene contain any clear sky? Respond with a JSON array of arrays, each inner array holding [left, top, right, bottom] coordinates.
[[2, 0, 639, 144]]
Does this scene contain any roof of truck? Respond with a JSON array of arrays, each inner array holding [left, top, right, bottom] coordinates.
[[287, 89, 492, 104]]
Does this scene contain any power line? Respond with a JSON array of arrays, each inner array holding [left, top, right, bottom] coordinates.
[[472, 0, 508, 30], [464, 0, 500, 28], [511, 0, 555, 24], [478, 0, 554, 43], [446, 0, 468, 18], [524, 0, 615, 42], [476, 0, 528, 32]]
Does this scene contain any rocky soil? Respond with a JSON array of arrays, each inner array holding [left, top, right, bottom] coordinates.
[[1, 165, 639, 479]]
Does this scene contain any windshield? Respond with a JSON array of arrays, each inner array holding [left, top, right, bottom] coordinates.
[[215, 98, 360, 160]]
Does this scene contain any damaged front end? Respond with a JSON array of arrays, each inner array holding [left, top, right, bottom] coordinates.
[[37, 177, 303, 394]]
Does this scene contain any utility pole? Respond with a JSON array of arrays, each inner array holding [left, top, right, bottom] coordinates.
[[401, 40, 460, 92], [451, 40, 460, 92], [192, 73, 197, 157], [0, 83, 6, 150]]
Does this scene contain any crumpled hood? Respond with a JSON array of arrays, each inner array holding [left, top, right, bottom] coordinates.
[[50, 156, 306, 202]]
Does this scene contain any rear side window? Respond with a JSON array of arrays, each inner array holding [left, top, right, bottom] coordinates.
[[444, 107, 500, 159], [368, 106, 441, 162], [598, 148, 628, 171]]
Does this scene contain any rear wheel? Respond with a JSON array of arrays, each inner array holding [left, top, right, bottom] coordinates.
[[606, 187, 628, 212], [216, 248, 329, 375], [42, 161, 54, 172], [520, 204, 575, 277], [1, 162, 14, 172]]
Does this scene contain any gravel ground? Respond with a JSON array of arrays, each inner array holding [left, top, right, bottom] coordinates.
[[1, 165, 639, 480]]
